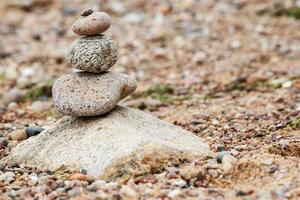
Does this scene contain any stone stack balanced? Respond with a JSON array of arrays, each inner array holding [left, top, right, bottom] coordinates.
[[52, 10, 137, 116], [5, 9, 211, 181]]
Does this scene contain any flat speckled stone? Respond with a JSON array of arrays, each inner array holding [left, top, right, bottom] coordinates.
[[66, 35, 118, 73], [4, 106, 211, 181], [52, 71, 137, 116]]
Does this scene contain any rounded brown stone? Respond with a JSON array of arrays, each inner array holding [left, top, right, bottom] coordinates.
[[72, 11, 111, 36], [52, 71, 137, 116]]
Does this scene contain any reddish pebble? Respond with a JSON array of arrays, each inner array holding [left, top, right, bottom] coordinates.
[[68, 173, 92, 182], [72, 11, 111, 36]]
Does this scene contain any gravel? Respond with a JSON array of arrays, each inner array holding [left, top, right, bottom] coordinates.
[[0, 0, 300, 199]]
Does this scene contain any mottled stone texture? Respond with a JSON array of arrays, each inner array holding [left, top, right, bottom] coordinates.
[[72, 12, 111, 36], [4, 106, 211, 182], [52, 71, 137, 116], [66, 35, 118, 73]]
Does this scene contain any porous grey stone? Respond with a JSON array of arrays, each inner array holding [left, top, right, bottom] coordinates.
[[66, 35, 118, 73], [4, 106, 211, 182], [52, 71, 137, 116]]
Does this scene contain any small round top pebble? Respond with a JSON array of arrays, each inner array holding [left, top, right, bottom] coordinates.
[[72, 9, 111, 36]]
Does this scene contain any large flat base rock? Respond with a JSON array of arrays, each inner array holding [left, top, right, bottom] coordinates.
[[4, 106, 211, 181]]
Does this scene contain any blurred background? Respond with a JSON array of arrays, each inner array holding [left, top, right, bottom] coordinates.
[[0, 0, 300, 124], [1, 1, 300, 197]]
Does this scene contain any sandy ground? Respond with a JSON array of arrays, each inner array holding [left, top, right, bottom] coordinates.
[[0, 0, 300, 199]]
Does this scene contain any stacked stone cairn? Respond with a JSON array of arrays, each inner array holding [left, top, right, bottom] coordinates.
[[52, 10, 137, 116]]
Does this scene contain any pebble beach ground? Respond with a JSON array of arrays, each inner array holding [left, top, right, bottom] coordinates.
[[0, 0, 300, 199]]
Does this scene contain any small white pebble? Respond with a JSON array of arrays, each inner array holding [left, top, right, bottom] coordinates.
[[153, 47, 168, 59], [223, 124, 230, 130], [91, 180, 106, 190], [230, 149, 239, 156], [144, 188, 155, 195], [122, 12, 145, 24], [5, 67, 18, 80], [282, 81, 292, 88], [192, 51, 207, 64], [8, 190, 18, 197], [222, 155, 237, 164], [7, 102, 18, 110], [29, 101, 46, 112], [21, 67, 35, 77], [223, 163, 234, 174], [102, 182, 118, 190], [0, 171, 15, 181], [211, 119, 220, 125], [120, 185, 138, 199], [28, 175, 38, 186], [68, 187, 83, 197], [168, 189, 182, 198], [38, 176, 49, 185], [5, 177, 15, 184], [229, 40, 242, 49], [64, 180, 72, 189], [208, 169, 219, 178], [96, 190, 108, 199], [172, 179, 187, 187], [56, 187, 65, 193], [261, 159, 273, 166], [222, 155, 237, 174], [108, 1, 125, 14]]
